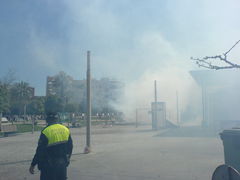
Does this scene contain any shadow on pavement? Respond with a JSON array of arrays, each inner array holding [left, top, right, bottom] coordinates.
[[136, 129, 155, 133], [155, 126, 219, 138], [0, 152, 85, 166]]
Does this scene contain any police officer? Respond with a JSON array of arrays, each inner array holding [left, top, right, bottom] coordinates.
[[29, 112, 73, 180]]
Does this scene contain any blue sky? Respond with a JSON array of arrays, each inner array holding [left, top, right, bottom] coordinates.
[[0, 0, 240, 96]]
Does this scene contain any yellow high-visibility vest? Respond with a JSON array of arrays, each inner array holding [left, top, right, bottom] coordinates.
[[42, 124, 70, 146]]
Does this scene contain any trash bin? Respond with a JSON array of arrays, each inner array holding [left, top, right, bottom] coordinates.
[[220, 129, 240, 172]]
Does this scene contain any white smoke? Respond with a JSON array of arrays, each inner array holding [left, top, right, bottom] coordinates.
[[114, 32, 201, 123]]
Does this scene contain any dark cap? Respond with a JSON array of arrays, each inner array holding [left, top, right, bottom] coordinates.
[[46, 112, 58, 122]]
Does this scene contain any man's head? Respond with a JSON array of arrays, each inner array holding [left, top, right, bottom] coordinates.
[[46, 112, 58, 124]]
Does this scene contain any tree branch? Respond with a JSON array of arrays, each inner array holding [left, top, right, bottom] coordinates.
[[191, 40, 240, 70], [224, 40, 240, 56]]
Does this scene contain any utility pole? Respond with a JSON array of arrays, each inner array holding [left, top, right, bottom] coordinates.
[[32, 117, 35, 134], [201, 81, 206, 127], [0, 112, 2, 132], [84, 50, 91, 154], [154, 80, 157, 103], [176, 91, 179, 126], [135, 109, 138, 128], [154, 80, 158, 122], [24, 104, 26, 122], [152, 80, 158, 130]]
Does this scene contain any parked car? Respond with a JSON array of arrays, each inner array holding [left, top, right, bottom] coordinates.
[[1, 117, 9, 123]]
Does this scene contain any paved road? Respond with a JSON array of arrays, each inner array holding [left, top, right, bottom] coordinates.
[[0, 125, 224, 180]]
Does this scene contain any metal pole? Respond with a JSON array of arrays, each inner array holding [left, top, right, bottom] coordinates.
[[202, 84, 204, 125], [24, 104, 26, 122], [154, 80, 157, 102], [201, 81, 205, 127], [135, 109, 138, 128], [85, 50, 91, 153], [32, 118, 35, 134], [154, 80, 158, 129], [0, 112, 2, 132], [176, 91, 179, 125], [205, 87, 209, 127]]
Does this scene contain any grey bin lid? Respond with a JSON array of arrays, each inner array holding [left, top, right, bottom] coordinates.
[[220, 129, 240, 139], [212, 164, 240, 180]]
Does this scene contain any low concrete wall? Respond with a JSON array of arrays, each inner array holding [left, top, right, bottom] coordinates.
[[1, 124, 17, 133]]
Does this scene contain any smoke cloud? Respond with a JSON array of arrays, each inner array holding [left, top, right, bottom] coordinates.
[[1, 0, 240, 123]]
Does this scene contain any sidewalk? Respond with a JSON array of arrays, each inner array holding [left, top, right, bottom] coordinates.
[[0, 125, 224, 180]]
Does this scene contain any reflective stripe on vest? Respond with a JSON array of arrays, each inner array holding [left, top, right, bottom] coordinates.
[[42, 124, 70, 147]]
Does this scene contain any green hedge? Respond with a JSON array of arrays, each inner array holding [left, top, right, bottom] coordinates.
[[16, 124, 43, 133]]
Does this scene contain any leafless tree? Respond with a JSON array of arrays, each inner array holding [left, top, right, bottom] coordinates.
[[191, 40, 240, 70]]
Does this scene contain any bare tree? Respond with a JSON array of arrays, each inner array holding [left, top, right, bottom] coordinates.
[[191, 40, 240, 70]]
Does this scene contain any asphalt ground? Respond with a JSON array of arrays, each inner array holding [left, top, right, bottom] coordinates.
[[0, 125, 224, 180]]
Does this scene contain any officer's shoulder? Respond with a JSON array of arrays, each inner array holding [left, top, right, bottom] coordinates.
[[57, 123, 70, 130], [41, 125, 49, 133]]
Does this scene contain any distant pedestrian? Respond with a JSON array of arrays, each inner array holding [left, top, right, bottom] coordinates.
[[29, 112, 73, 180]]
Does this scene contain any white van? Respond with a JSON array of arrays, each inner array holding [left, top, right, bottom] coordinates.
[[1, 117, 9, 123]]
